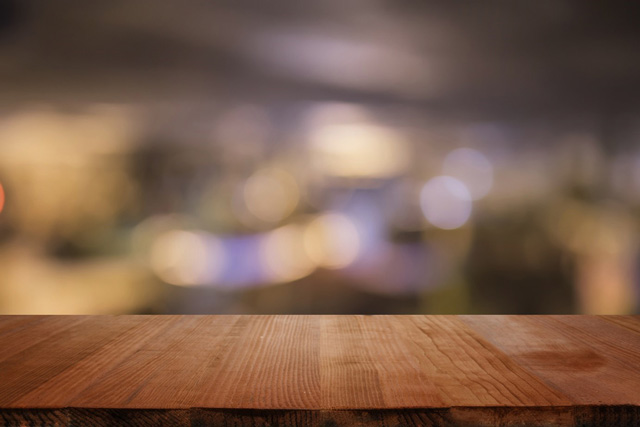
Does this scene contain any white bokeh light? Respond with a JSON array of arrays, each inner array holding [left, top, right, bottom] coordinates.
[[443, 148, 493, 200], [420, 176, 472, 230]]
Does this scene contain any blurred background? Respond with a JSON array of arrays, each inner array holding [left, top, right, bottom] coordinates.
[[0, 0, 639, 314]]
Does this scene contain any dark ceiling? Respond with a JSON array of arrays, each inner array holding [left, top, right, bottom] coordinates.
[[0, 0, 639, 119]]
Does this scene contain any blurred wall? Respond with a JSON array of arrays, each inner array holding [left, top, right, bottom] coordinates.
[[0, 1, 639, 314]]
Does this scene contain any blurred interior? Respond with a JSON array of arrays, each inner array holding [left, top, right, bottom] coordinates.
[[1, 1, 639, 314]]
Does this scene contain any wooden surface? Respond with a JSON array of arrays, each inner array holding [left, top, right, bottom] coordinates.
[[0, 315, 638, 426]]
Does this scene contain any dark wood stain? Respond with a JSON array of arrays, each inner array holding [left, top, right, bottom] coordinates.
[[517, 349, 606, 371]]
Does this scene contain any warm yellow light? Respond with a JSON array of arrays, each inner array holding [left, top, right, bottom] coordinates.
[[259, 224, 316, 283], [303, 213, 360, 269], [243, 168, 299, 224], [0, 107, 138, 239], [150, 230, 225, 287], [309, 123, 408, 179]]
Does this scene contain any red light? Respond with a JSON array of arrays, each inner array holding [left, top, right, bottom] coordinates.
[[0, 182, 4, 214]]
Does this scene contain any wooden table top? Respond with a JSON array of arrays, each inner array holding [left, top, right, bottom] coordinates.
[[0, 315, 638, 426]]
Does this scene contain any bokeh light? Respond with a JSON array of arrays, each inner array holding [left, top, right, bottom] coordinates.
[[1, 3, 639, 316], [243, 168, 300, 224], [304, 102, 370, 129], [303, 212, 360, 269], [150, 230, 226, 287], [0, 108, 138, 240], [309, 123, 409, 179], [259, 224, 316, 283], [131, 214, 196, 260], [442, 148, 493, 200], [420, 176, 472, 230]]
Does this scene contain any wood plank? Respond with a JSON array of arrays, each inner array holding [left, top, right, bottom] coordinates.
[[10, 316, 180, 407], [188, 315, 322, 409], [317, 316, 570, 409], [0, 316, 141, 406], [0, 316, 46, 336], [0, 315, 87, 363], [64, 316, 211, 408], [0, 315, 638, 426], [601, 315, 640, 335], [461, 315, 640, 406], [400, 316, 570, 407], [319, 316, 387, 409]]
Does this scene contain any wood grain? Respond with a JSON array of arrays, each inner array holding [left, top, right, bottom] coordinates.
[[0, 315, 638, 426], [460, 315, 640, 406]]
